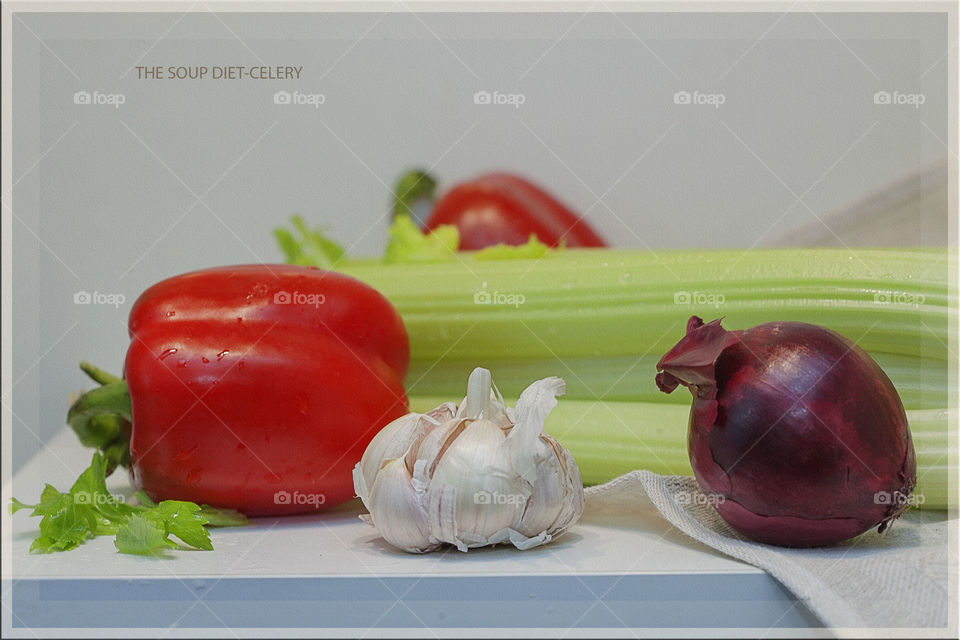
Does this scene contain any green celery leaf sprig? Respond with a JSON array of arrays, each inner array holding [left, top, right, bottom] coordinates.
[[275, 213, 558, 266], [274, 214, 346, 269], [384, 214, 460, 263], [274, 216, 557, 268], [274, 170, 560, 269], [474, 234, 554, 260], [10, 452, 247, 556]]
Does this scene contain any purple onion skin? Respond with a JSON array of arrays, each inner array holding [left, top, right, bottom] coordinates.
[[656, 316, 916, 547]]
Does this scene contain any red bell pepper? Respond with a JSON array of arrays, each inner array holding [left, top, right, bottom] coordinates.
[[393, 170, 607, 250], [68, 265, 409, 515]]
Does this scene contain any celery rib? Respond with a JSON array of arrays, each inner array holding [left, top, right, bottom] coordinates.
[[410, 396, 950, 510], [343, 249, 950, 370], [404, 353, 947, 411]]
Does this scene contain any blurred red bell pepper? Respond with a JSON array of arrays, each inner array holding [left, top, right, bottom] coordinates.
[[393, 170, 607, 250], [68, 265, 409, 515]]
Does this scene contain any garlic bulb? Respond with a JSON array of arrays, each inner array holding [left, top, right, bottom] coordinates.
[[353, 367, 584, 553]]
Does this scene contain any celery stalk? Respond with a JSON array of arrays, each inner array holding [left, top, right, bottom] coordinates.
[[400, 352, 947, 411], [409, 396, 952, 510], [342, 249, 948, 361], [342, 248, 951, 410]]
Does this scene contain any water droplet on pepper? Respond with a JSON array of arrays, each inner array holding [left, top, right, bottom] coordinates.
[[296, 393, 308, 416], [174, 444, 199, 462]]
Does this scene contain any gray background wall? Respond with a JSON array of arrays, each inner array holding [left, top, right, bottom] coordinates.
[[11, 9, 950, 469]]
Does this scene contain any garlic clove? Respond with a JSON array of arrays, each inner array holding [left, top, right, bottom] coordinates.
[[552, 441, 585, 535], [356, 402, 458, 502], [513, 444, 565, 537], [515, 435, 584, 538], [427, 419, 526, 549], [410, 417, 469, 487], [356, 412, 425, 499], [366, 457, 437, 553]]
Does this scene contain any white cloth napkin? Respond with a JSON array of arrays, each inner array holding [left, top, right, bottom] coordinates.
[[584, 471, 952, 632]]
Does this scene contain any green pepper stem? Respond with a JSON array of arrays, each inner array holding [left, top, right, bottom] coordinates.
[[68, 380, 131, 425], [392, 169, 437, 224], [79, 361, 122, 385], [69, 362, 132, 475]]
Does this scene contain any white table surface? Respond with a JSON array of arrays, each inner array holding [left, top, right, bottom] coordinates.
[[3, 427, 822, 635]]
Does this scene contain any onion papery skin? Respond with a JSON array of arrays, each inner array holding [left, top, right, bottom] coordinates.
[[657, 316, 917, 548]]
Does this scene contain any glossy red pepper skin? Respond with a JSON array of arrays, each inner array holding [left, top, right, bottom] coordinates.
[[124, 264, 409, 515], [422, 172, 607, 250]]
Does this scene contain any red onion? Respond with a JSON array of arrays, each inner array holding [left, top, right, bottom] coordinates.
[[656, 316, 916, 547]]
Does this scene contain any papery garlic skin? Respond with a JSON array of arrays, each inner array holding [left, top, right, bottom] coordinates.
[[353, 368, 584, 553], [354, 402, 455, 504]]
